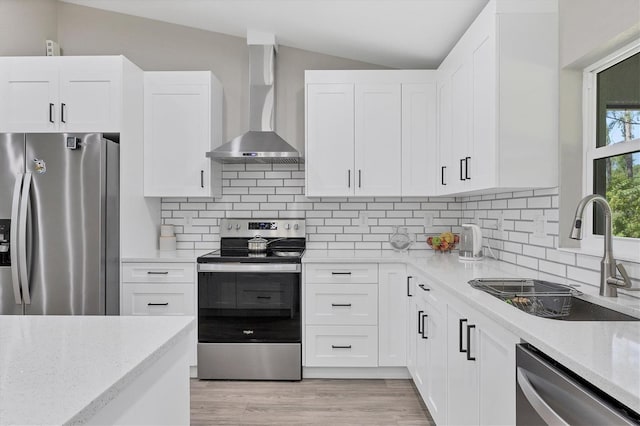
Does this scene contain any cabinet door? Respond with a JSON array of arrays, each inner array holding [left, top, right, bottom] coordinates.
[[354, 84, 401, 196], [477, 315, 518, 425], [446, 302, 479, 425], [405, 276, 417, 378], [436, 78, 453, 194], [449, 62, 472, 194], [0, 57, 59, 132], [378, 264, 407, 366], [144, 72, 211, 197], [305, 84, 354, 197], [468, 34, 496, 191], [401, 83, 437, 196], [59, 57, 122, 132], [423, 289, 447, 425], [414, 298, 428, 391]]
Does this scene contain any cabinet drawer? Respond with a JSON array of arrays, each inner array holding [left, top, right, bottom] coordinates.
[[305, 284, 377, 325], [305, 263, 378, 284], [121, 283, 195, 316], [305, 325, 378, 367], [122, 262, 194, 283]]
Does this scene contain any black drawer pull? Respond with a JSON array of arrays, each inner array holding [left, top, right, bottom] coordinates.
[[331, 272, 352, 275], [418, 310, 424, 334], [256, 296, 272, 300], [459, 318, 468, 353], [421, 313, 428, 339], [49, 103, 54, 123], [460, 158, 466, 181], [61, 103, 66, 123], [331, 303, 352, 307], [407, 276, 413, 297], [441, 166, 447, 186], [148, 302, 169, 306], [331, 345, 352, 349], [418, 284, 430, 292], [465, 156, 471, 180], [466, 324, 476, 361], [147, 271, 169, 275]]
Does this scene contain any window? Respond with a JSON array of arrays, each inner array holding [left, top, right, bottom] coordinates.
[[583, 40, 640, 259]]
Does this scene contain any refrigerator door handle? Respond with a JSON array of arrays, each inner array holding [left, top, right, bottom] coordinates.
[[10, 174, 24, 304], [18, 172, 32, 304]]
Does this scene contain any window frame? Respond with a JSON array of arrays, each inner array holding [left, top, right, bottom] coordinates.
[[581, 39, 640, 262]]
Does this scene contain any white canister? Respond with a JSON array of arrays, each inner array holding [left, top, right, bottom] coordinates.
[[160, 224, 175, 237], [159, 235, 177, 251]]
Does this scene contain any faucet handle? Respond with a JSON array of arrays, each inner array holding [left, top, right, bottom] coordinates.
[[607, 263, 634, 289]]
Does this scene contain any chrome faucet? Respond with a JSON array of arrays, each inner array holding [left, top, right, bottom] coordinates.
[[570, 194, 633, 297]]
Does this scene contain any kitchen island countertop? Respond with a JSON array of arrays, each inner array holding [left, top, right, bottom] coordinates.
[[0, 315, 194, 425], [303, 249, 640, 414]]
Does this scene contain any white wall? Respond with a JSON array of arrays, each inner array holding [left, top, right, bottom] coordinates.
[[0, 0, 58, 56]]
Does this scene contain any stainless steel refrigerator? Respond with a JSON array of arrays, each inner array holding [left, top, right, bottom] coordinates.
[[0, 133, 119, 315]]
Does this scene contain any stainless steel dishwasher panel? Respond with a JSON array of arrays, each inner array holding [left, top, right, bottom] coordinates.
[[516, 344, 639, 425]]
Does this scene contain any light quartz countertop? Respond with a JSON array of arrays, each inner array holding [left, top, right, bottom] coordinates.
[[303, 249, 640, 413], [0, 315, 194, 425], [122, 249, 209, 263]]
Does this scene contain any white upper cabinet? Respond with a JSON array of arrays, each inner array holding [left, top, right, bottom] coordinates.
[[436, 1, 558, 196], [305, 70, 437, 197], [354, 83, 401, 196], [143, 71, 223, 198], [0, 56, 125, 132], [305, 83, 355, 197], [401, 83, 437, 196]]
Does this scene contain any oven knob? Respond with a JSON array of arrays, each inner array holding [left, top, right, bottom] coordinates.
[[285, 224, 291, 230], [235, 224, 241, 230], [294, 224, 299, 230], [227, 224, 232, 230]]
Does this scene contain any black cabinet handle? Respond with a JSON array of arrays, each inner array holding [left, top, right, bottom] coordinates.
[[418, 284, 430, 292], [421, 313, 429, 339], [465, 156, 471, 180], [331, 303, 352, 307], [418, 310, 424, 334], [407, 276, 413, 297], [256, 296, 272, 300], [148, 302, 169, 306], [466, 324, 476, 361], [460, 158, 466, 181], [331, 272, 351, 275], [147, 271, 169, 275], [200, 170, 204, 188], [61, 103, 66, 123], [49, 103, 54, 123], [459, 318, 468, 353], [441, 166, 447, 186], [331, 345, 352, 349], [358, 169, 362, 188], [348, 170, 351, 188]]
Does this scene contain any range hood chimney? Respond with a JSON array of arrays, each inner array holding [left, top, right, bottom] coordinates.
[[207, 33, 300, 164]]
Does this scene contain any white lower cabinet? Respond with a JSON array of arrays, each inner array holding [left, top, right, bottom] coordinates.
[[305, 325, 378, 367], [445, 295, 518, 426], [378, 264, 407, 366], [406, 266, 518, 426], [121, 262, 197, 367]]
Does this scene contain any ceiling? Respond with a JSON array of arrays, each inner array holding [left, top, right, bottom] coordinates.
[[59, 0, 489, 68]]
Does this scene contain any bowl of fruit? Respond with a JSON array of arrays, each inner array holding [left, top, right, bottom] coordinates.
[[427, 232, 459, 253]]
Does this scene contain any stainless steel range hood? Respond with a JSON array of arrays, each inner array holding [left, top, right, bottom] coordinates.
[[207, 43, 300, 164]]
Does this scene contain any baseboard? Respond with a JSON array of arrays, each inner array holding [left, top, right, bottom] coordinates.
[[303, 366, 410, 379], [190, 365, 197, 378]]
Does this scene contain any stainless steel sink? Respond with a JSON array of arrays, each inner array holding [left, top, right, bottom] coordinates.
[[469, 278, 639, 321]]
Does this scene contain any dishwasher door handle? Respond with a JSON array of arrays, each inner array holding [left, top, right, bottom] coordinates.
[[517, 367, 570, 426]]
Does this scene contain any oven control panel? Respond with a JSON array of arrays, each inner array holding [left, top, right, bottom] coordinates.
[[220, 219, 305, 238]]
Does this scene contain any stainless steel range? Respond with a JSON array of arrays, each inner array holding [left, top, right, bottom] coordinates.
[[196, 218, 305, 381]]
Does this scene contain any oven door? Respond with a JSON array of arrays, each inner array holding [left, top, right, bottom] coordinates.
[[198, 263, 301, 344]]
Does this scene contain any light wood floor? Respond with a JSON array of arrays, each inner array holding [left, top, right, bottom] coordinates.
[[191, 378, 435, 425]]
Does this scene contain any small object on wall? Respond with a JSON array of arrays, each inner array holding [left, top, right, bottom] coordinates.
[[45, 40, 60, 56], [159, 225, 177, 251]]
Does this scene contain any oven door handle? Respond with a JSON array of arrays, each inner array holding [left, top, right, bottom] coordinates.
[[198, 263, 301, 273]]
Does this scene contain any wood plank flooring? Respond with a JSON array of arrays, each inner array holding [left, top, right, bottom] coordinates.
[[191, 378, 435, 425]]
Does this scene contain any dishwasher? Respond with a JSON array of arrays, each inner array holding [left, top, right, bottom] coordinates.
[[516, 343, 640, 425]]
